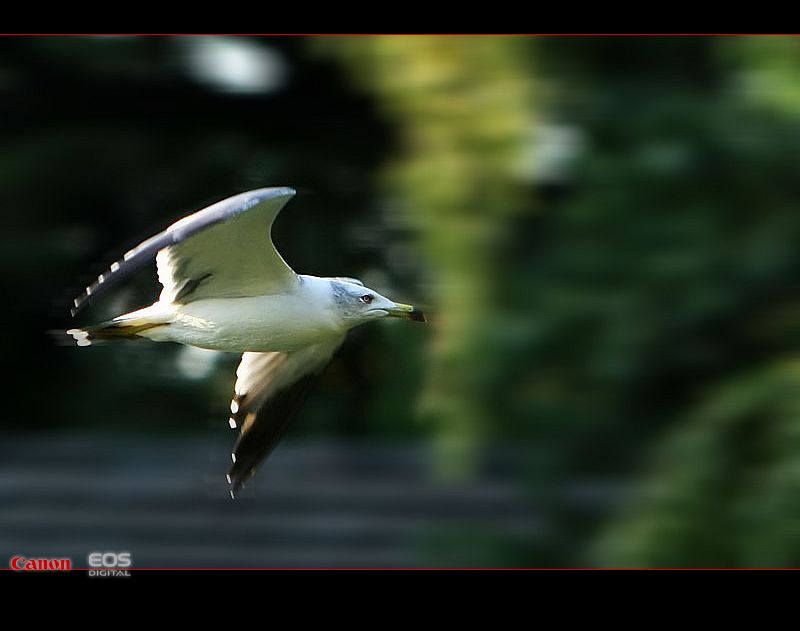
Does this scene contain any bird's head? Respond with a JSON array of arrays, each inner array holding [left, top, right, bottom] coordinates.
[[330, 278, 426, 327]]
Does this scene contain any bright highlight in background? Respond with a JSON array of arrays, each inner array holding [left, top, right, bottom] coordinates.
[[180, 36, 287, 95]]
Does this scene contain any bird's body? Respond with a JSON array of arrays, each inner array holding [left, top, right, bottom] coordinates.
[[66, 187, 424, 496], [134, 275, 346, 353]]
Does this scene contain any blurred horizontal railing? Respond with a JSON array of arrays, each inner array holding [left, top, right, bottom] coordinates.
[[0, 433, 620, 568]]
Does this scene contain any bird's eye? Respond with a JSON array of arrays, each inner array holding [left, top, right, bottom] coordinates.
[[360, 294, 374, 304]]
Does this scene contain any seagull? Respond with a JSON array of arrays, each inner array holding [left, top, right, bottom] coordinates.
[[66, 187, 425, 497]]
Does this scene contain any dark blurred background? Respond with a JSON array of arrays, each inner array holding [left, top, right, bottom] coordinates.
[[3, 35, 800, 568]]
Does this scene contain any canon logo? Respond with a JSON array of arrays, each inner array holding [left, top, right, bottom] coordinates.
[[10, 556, 72, 571]]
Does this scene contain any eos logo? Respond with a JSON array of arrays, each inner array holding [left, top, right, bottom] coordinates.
[[87, 551, 132, 577]]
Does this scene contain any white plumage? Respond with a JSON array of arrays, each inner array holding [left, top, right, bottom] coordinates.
[[155, 188, 297, 303], [67, 187, 424, 496]]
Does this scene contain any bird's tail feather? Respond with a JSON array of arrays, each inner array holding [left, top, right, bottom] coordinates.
[[66, 319, 163, 346]]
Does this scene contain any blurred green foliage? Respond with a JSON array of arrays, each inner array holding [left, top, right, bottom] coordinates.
[[327, 36, 536, 477], [4, 36, 800, 566], [596, 360, 800, 567]]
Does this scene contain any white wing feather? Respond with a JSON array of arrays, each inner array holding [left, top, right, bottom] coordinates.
[[156, 188, 298, 303], [71, 187, 298, 315]]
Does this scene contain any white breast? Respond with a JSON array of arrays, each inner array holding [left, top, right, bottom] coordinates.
[[145, 276, 343, 353]]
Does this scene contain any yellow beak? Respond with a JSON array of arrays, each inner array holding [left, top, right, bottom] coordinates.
[[387, 302, 426, 322]]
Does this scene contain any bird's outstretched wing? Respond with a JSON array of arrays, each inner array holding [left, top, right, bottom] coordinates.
[[227, 336, 344, 497], [71, 187, 298, 315]]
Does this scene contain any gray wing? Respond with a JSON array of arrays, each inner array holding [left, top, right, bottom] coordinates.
[[71, 187, 297, 315], [227, 337, 344, 497]]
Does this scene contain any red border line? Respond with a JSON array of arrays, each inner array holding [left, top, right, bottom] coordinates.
[[2, 566, 799, 571], [0, 33, 798, 37]]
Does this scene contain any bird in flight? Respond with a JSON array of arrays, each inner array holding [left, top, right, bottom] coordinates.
[[67, 187, 425, 497]]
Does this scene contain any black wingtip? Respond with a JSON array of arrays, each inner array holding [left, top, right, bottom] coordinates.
[[227, 453, 258, 497], [225, 374, 319, 497], [227, 452, 252, 498], [227, 471, 250, 499], [225, 472, 240, 499], [70, 295, 85, 317]]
